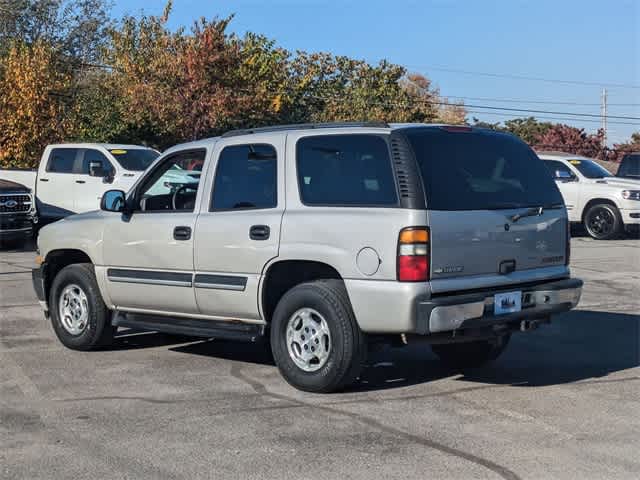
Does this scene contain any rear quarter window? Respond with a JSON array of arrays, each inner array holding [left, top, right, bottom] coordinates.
[[296, 134, 398, 206]]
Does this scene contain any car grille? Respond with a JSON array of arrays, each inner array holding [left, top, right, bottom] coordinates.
[[0, 194, 32, 213], [0, 213, 32, 230]]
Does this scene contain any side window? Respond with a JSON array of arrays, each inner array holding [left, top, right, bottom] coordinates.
[[79, 150, 114, 176], [46, 148, 78, 173], [211, 144, 277, 211], [137, 149, 206, 212], [544, 160, 574, 180], [619, 155, 640, 177], [296, 134, 398, 206]]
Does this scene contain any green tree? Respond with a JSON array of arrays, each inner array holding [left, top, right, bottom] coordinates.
[[0, 0, 111, 61], [503, 117, 553, 144]]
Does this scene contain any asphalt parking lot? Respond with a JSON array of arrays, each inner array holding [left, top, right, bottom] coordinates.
[[1, 237, 638, 480]]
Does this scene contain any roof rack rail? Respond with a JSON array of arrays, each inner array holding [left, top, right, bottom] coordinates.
[[221, 122, 390, 138]]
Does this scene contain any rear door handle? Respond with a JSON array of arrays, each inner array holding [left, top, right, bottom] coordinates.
[[75, 180, 86, 184], [173, 226, 192, 241], [249, 225, 270, 241], [39, 178, 49, 182]]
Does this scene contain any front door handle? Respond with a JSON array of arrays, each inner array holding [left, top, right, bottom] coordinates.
[[249, 225, 270, 241], [173, 226, 192, 241], [76, 180, 86, 184]]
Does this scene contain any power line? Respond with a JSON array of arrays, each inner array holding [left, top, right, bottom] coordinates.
[[406, 64, 640, 89], [465, 109, 639, 127], [448, 101, 640, 121], [441, 94, 639, 107]]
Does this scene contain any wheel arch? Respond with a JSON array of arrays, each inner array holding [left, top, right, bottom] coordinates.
[[260, 259, 345, 324], [43, 249, 95, 307], [581, 198, 620, 223]]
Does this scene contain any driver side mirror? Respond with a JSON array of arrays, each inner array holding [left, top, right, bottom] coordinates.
[[101, 190, 126, 212], [555, 170, 577, 182]]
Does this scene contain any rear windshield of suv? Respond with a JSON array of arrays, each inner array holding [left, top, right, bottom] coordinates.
[[110, 149, 160, 171], [404, 128, 564, 211]]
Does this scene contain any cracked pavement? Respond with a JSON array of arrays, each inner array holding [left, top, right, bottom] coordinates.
[[1, 236, 639, 479]]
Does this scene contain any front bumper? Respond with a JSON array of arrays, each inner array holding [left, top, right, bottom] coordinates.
[[620, 208, 640, 225], [0, 213, 34, 239], [415, 277, 583, 334], [32, 264, 49, 314], [0, 226, 32, 240]]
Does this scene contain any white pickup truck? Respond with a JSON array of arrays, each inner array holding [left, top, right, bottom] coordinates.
[[0, 144, 159, 225], [539, 152, 640, 239]]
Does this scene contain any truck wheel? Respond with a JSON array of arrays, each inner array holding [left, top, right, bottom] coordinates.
[[270, 280, 366, 393], [49, 263, 114, 350], [584, 203, 623, 240], [431, 334, 510, 370]]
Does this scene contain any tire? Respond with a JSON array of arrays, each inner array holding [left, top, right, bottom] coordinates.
[[49, 263, 114, 350], [270, 280, 366, 393], [431, 334, 511, 370], [583, 203, 623, 240]]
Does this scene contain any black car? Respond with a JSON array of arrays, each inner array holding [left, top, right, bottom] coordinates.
[[0, 178, 36, 249], [616, 153, 640, 179]]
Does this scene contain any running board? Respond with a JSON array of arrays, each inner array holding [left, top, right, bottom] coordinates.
[[112, 312, 265, 342]]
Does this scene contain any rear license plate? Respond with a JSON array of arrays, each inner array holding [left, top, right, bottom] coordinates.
[[494, 291, 522, 315]]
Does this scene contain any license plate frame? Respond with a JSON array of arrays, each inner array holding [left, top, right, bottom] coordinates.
[[494, 291, 522, 315]]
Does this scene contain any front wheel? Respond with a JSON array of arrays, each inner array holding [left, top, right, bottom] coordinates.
[[584, 203, 623, 240], [49, 263, 114, 350], [431, 334, 511, 370], [270, 280, 366, 393]]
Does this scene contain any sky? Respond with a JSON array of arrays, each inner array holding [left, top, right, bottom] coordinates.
[[111, 0, 639, 144]]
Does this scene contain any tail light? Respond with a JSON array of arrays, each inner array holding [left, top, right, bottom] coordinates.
[[565, 218, 571, 266], [397, 227, 430, 282]]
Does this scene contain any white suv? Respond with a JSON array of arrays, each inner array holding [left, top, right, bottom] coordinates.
[[539, 152, 640, 240]]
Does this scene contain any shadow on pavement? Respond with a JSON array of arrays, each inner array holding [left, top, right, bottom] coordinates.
[[110, 309, 639, 392]]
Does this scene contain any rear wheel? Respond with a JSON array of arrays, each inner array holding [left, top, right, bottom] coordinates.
[[270, 280, 366, 393], [431, 334, 510, 370], [49, 263, 114, 350], [584, 203, 623, 240]]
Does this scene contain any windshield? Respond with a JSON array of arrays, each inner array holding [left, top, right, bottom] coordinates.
[[404, 128, 564, 211], [110, 149, 160, 171], [568, 159, 612, 179]]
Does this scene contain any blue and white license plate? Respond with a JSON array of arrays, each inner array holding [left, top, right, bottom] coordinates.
[[494, 291, 522, 315]]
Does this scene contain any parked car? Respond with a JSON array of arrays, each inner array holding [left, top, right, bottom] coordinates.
[[616, 152, 640, 180], [0, 144, 159, 226], [33, 123, 583, 393], [539, 152, 640, 240], [0, 178, 37, 249]]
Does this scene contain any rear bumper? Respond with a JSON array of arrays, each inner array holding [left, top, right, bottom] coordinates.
[[415, 277, 583, 334]]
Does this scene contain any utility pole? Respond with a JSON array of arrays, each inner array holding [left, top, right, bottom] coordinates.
[[601, 88, 608, 146]]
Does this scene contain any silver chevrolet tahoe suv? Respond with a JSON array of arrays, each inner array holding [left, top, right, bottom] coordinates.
[[32, 123, 583, 392]]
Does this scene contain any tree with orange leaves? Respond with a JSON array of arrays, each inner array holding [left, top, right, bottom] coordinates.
[[0, 41, 72, 167]]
